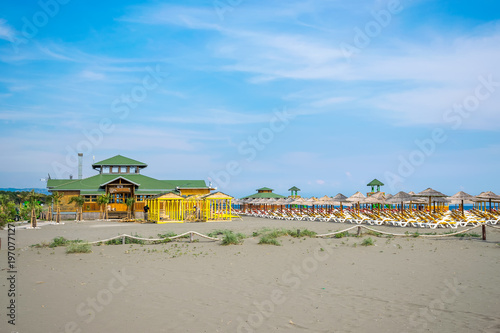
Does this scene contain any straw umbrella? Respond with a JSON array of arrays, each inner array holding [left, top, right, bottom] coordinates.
[[347, 191, 365, 211], [332, 193, 349, 211], [388, 191, 413, 211], [448, 191, 475, 215], [362, 192, 386, 212], [415, 188, 447, 212], [476, 191, 500, 212]]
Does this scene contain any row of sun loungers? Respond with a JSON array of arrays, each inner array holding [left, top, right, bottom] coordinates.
[[237, 208, 499, 229]]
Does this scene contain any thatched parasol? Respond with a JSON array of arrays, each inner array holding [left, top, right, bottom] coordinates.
[[415, 188, 447, 211], [348, 191, 365, 210], [448, 191, 475, 215], [332, 193, 349, 211], [476, 191, 500, 212]]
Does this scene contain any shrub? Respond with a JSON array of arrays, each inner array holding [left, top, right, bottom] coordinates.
[[66, 243, 92, 254], [221, 231, 245, 245], [158, 232, 177, 238], [50, 236, 69, 248], [259, 235, 281, 246], [361, 237, 375, 246]]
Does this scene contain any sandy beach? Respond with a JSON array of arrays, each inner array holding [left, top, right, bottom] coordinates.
[[1, 217, 500, 333]]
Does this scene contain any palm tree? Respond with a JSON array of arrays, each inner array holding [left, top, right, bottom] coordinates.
[[44, 194, 54, 221], [97, 194, 111, 220], [52, 192, 64, 223], [125, 197, 136, 220], [16, 191, 30, 212], [26, 190, 42, 228], [69, 195, 85, 221]]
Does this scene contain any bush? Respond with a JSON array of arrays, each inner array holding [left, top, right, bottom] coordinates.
[[50, 236, 69, 248], [259, 235, 281, 246], [221, 231, 245, 245], [361, 237, 375, 246], [66, 243, 92, 254]]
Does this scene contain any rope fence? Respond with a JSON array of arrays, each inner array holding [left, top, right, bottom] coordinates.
[[86, 231, 221, 245], [316, 224, 497, 239]]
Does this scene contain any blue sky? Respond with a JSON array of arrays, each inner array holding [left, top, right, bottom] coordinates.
[[0, 0, 499, 198]]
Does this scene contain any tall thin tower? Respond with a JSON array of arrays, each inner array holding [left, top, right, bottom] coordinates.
[[78, 153, 83, 179]]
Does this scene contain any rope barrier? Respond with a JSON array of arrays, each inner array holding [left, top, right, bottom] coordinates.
[[316, 224, 489, 238], [87, 231, 220, 245]]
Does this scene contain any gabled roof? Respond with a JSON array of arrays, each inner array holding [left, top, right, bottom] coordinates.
[[47, 174, 208, 192], [241, 192, 286, 199], [201, 191, 233, 199], [99, 176, 141, 187], [367, 179, 384, 186], [288, 186, 301, 191], [256, 187, 274, 191], [92, 155, 147, 167]]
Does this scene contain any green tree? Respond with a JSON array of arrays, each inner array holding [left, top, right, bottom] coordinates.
[[0, 195, 16, 229], [125, 197, 136, 220], [26, 189, 42, 228], [16, 191, 30, 210], [69, 195, 85, 221], [44, 194, 54, 221], [97, 194, 111, 220], [52, 192, 64, 223]]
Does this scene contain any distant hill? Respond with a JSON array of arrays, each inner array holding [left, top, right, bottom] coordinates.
[[0, 188, 50, 195]]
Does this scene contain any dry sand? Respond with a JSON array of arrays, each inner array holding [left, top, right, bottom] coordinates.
[[1, 217, 500, 333]]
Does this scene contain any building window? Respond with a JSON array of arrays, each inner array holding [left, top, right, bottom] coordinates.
[[84, 195, 97, 202], [130, 167, 137, 174], [103, 166, 110, 173]]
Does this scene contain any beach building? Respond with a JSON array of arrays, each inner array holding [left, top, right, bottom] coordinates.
[[241, 187, 286, 199], [366, 179, 384, 196], [47, 155, 214, 219], [288, 186, 301, 198]]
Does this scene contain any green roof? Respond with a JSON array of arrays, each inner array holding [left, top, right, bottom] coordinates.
[[367, 179, 384, 186], [256, 187, 274, 191], [288, 186, 301, 191], [47, 174, 207, 192], [241, 192, 286, 199], [92, 155, 147, 167]]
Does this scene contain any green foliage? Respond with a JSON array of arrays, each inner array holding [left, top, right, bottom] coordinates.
[[50, 236, 69, 247], [66, 243, 92, 254], [252, 227, 272, 237], [158, 232, 177, 238], [259, 235, 281, 246], [361, 237, 375, 246], [69, 195, 85, 207], [365, 230, 382, 237], [221, 231, 245, 245], [0, 200, 17, 229], [208, 229, 231, 237], [334, 231, 349, 238]]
